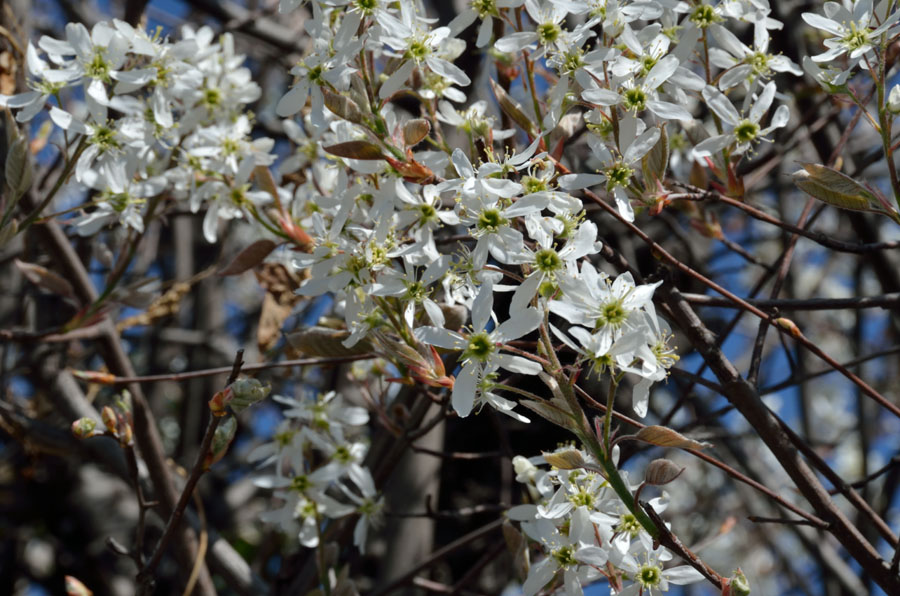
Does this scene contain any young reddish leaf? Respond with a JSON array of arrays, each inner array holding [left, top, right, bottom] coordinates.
[[15, 259, 76, 301], [218, 240, 278, 276], [324, 141, 385, 160]]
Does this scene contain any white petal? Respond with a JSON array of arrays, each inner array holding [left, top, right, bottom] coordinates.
[[452, 362, 479, 417]]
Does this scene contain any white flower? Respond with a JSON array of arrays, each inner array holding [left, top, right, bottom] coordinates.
[[710, 22, 802, 90], [802, 0, 900, 68], [692, 81, 789, 158], [415, 281, 542, 417], [617, 549, 705, 595]]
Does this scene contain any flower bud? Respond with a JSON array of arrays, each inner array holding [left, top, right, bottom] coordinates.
[[889, 84, 900, 114], [71, 417, 98, 439], [644, 458, 685, 486]]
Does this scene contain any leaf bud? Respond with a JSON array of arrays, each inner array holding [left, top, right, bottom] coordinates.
[[228, 378, 271, 412], [71, 417, 98, 439], [725, 569, 750, 596], [101, 406, 118, 434], [205, 415, 238, 469]]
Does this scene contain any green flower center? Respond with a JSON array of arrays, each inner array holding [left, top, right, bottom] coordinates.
[[203, 87, 222, 109], [405, 280, 428, 302], [640, 55, 657, 76], [598, 300, 627, 327], [522, 175, 548, 194], [734, 119, 760, 143], [562, 50, 584, 74], [639, 564, 662, 587], [471, 0, 496, 17], [291, 475, 312, 493], [90, 125, 118, 150], [618, 513, 642, 538], [355, 0, 378, 14], [275, 430, 295, 447], [334, 445, 352, 464], [85, 51, 110, 81], [406, 39, 430, 62], [535, 248, 562, 273], [748, 51, 770, 75], [844, 23, 869, 50], [605, 163, 633, 191], [569, 489, 594, 507], [538, 22, 561, 45], [623, 87, 647, 112], [418, 203, 437, 222], [465, 331, 495, 362], [476, 208, 507, 233], [690, 4, 719, 28], [551, 545, 577, 568]]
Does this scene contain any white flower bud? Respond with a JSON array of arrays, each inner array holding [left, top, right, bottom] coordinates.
[[889, 84, 900, 114]]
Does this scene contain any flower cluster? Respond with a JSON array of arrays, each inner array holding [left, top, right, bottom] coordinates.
[[250, 391, 383, 553], [1, 21, 274, 241], [1, 0, 815, 591], [509, 452, 704, 595]]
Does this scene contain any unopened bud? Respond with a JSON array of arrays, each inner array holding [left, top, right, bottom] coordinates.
[[727, 569, 750, 596], [644, 458, 685, 486], [65, 575, 93, 596], [71, 417, 98, 439], [119, 421, 133, 446], [71, 369, 117, 384], [101, 406, 118, 434], [205, 415, 237, 469], [402, 118, 431, 146], [890, 85, 900, 114], [228, 378, 271, 412], [775, 317, 802, 338]]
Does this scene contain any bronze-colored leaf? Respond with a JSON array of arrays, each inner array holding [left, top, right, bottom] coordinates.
[[258, 292, 293, 353], [324, 141, 385, 160], [285, 326, 374, 357], [502, 521, 530, 580], [15, 259, 75, 301], [489, 78, 537, 136], [635, 425, 712, 450], [323, 89, 364, 124], [402, 118, 431, 146], [219, 240, 278, 276]]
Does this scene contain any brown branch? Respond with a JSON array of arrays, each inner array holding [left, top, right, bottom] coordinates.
[[658, 285, 900, 594], [681, 292, 900, 311]]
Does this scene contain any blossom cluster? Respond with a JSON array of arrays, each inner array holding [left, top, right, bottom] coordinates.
[[1, 21, 275, 241], [250, 390, 384, 554], [0, 0, 831, 590], [509, 452, 703, 595]]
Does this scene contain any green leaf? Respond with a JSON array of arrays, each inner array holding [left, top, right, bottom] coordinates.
[[792, 163, 900, 223]]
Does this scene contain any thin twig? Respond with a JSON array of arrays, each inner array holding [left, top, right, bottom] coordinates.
[[138, 349, 245, 585]]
